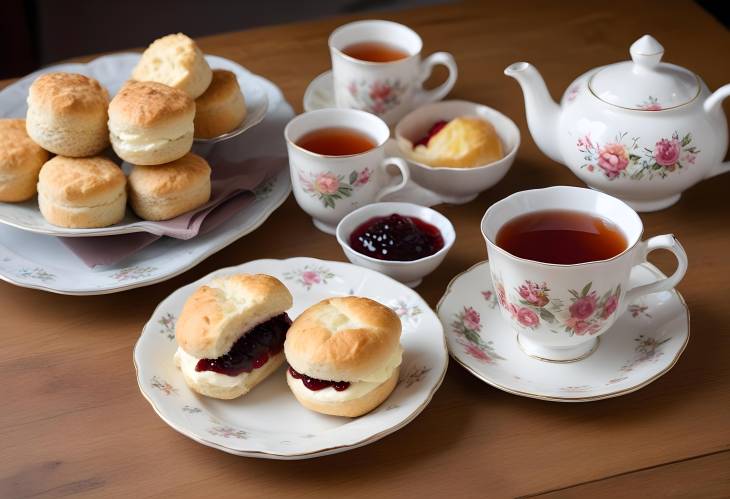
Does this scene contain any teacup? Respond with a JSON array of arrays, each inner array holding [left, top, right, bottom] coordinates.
[[285, 108, 410, 234], [329, 20, 458, 125], [481, 186, 688, 362]]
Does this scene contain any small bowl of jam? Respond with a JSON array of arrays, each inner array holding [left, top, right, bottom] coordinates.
[[336, 202, 455, 287]]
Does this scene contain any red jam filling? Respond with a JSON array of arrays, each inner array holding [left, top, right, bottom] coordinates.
[[413, 120, 449, 148], [349, 213, 445, 261], [288, 367, 350, 391], [195, 313, 292, 377]]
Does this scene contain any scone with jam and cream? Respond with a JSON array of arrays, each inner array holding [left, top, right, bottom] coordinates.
[[284, 296, 403, 417]]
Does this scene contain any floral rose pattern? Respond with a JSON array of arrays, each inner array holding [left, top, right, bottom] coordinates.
[[451, 305, 505, 364], [577, 131, 699, 180], [297, 168, 371, 209], [493, 277, 621, 336], [283, 265, 336, 290], [620, 334, 671, 373], [637, 96, 662, 111], [347, 78, 406, 116]]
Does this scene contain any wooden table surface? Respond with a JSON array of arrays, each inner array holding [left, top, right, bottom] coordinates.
[[2, 1, 729, 497]]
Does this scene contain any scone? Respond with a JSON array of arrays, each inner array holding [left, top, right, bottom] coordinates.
[[25, 72, 110, 157], [407, 116, 503, 168], [37, 156, 126, 228], [194, 69, 247, 139], [128, 152, 211, 221], [284, 296, 403, 417], [0, 119, 49, 202], [174, 274, 293, 400], [108, 81, 195, 165], [132, 33, 212, 99]]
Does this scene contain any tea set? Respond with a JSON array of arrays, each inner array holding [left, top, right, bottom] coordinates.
[[0, 18, 724, 459]]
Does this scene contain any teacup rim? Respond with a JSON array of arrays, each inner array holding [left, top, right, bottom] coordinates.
[[480, 186, 645, 268], [284, 108, 390, 159], [328, 19, 422, 66], [335, 201, 456, 266]]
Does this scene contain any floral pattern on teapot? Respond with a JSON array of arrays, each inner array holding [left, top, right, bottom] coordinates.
[[577, 131, 700, 180]]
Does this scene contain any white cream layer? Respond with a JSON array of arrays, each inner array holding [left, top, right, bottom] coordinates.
[[288, 371, 385, 403], [175, 346, 247, 389], [111, 127, 192, 153]]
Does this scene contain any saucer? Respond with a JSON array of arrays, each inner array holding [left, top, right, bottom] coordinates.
[[303, 70, 335, 112], [134, 257, 447, 458], [437, 261, 689, 402]]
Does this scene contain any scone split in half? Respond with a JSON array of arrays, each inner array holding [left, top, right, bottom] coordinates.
[[174, 274, 293, 400], [284, 296, 403, 417]]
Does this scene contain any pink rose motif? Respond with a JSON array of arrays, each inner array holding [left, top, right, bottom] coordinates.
[[481, 290, 493, 301], [507, 303, 519, 319], [602, 294, 619, 319], [463, 307, 481, 331], [347, 81, 357, 97], [301, 271, 320, 286], [462, 342, 492, 363], [683, 153, 697, 165], [517, 281, 549, 307], [587, 164, 595, 172], [355, 168, 371, 186], [597, 143, 630, 178], [565, 318, 591, 335], [516, 307, 540, 329], [654, 138, 680, 167], [569, 292, 597, 320], [370, 82, 391, 101], [314, 173, 340, 194], [642, 103, 662, 111]]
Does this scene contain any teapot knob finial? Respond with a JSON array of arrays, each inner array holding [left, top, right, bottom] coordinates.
[[630, 35, 664, 71]]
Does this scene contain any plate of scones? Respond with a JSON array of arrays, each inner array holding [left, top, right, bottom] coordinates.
[[134, 257, 447, 458], [0, 33, 271, 237]]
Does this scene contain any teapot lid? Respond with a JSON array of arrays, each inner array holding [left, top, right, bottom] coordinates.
[[588, 35, 699, 111]]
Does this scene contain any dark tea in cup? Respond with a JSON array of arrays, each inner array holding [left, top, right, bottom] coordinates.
[[341, 41, 410, 62], [296, 127, 377, 156], [495, 209, 627, 265]]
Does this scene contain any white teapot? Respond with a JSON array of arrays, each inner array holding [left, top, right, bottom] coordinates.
[[506, 35, 730, 211]]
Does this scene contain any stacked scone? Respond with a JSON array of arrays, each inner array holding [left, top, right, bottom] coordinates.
[[173, 274, 403, 418], [0, 32, 248, 229]]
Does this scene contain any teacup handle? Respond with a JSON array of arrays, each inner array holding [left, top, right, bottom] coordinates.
[[624, 234, 688, 303], [414, 52, 458, 105], [374, 157, 411, 201]]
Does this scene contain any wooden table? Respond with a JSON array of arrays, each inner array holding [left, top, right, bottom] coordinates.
[[2, 1, 729, 497]]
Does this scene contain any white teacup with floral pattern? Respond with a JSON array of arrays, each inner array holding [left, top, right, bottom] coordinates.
[[329, 20, 458, 125], [481, 186, 688, 362], [285, 108, 410, 234]]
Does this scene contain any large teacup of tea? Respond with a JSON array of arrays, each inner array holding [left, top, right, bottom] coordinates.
[[329, 20, 458, 125], [481, 186, 688, 362]]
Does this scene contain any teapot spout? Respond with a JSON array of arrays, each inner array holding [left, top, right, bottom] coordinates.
[[504, 62, 562, 164]]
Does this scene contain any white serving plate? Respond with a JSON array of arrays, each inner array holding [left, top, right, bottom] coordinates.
[[134, 257, 448, 459], [0, 70, 294, 295], [0, 53, 269, 237]]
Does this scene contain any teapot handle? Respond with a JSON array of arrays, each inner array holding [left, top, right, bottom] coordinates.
[[703, 84, 730, 179]]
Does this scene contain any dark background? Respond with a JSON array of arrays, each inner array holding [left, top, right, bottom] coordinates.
[[0, 0, 727, 80]]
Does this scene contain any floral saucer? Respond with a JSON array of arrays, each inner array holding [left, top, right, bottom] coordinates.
[[134, 257, 447, 458], [437, 261, 689, 402], [303, 70, 335, 112]]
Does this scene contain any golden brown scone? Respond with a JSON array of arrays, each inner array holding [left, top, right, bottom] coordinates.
[[284, 296, 403, 417], [194, 69, 247, 139], [25, 72, 110, 157], [132, 33, 212, 99], [0, 119, 50, 202], [407, 116, 503, 168], [108, 81, 195, 165], [127, 153, 211, 221], [37, 155, 126, 228], [174, 273, 293, 400]]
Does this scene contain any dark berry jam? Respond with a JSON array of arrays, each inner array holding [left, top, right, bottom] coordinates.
[[288, 367, 350, 391], [414, 120, 448, 147], [349, 213, 444, 261], [195, 313, 292, 377]]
